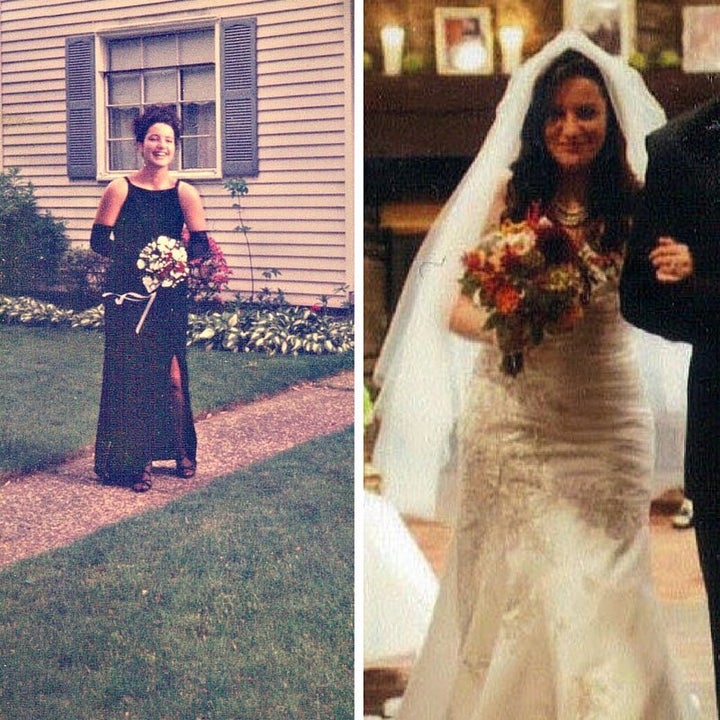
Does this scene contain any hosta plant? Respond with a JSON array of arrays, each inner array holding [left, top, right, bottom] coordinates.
[[187, 305, 354, 355], [0, 294, 354, 356], [0, 295, 74, 325]]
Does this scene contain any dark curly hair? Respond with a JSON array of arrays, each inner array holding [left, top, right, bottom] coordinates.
[[132, 104, 183, 144], [504, 49, 640, 252]]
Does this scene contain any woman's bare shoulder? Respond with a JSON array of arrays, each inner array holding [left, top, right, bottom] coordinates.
[[177, 179, 201, 200], [176, 179, 206, 230], [104, 177, 129, 201], [95, 177, 129, 224]]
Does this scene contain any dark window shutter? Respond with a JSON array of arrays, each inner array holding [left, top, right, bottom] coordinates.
[[65, 36, 97, 180], [221, 18, 258, 177]]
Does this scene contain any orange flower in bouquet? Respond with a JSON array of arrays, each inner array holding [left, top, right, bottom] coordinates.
[[459, 203, 620, 375]]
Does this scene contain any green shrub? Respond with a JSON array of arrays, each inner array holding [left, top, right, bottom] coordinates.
[[0, 168, 68, 295], [59, 248, 110, 307]]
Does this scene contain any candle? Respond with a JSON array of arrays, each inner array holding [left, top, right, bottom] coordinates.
[[381, 25, 405, 76], [499, 26, 524, 74]]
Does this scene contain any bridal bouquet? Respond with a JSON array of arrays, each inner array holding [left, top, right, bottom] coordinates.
[[103, 235, 189, 334], [137, 234, 189, 293], [134, 235, 189, 333], [459, 204, 621, 376]]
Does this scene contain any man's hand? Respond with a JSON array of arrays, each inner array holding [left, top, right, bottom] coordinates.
[[649, 236, 693, 283]]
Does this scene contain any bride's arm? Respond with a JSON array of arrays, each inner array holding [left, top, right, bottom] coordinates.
[[448, 176, 507, 344], [449, 293, 496, 343]]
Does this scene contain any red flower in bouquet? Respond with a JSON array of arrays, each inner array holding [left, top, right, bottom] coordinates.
[[459, 204, 620, 375], [495, 285, 523, 314]]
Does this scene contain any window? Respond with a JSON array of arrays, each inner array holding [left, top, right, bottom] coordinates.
[[66, 19, 257, 180], [107, 30, 216, 171]]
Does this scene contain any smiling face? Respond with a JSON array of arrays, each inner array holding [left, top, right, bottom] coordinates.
[[543, 76, 608, 172], [138, 122, 176, 169]]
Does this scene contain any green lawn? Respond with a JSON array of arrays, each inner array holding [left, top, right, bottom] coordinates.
[[0, 429, 354, 719], [0, 325, 353, 476]]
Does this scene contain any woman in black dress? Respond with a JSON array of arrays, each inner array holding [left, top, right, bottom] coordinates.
[[90, 105, 209, 492]]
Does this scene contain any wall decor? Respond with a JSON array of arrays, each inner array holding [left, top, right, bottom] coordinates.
[[636, 1, 679, 59], [434, 7, 494, 75], [564, 0, 634, 59], [682, 5, 720, 72]]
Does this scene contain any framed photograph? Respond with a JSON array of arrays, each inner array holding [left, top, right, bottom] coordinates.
[[682, 6, 720, 73], [564, 0, 635, 59], [434, 7, 494, 75]]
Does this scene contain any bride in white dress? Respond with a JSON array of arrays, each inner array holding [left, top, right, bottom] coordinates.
[[372, 32, 694, 719]]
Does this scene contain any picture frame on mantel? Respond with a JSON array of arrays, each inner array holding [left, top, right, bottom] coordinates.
[[434, 7, 494, 75], [564, 0, 635, 59]]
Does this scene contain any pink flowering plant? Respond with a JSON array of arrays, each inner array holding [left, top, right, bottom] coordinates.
[[459, 203, 621, 375], [183, 229, 232, 304]]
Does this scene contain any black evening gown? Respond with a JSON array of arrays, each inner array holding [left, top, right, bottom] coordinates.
[[94, 178, 198, 484]]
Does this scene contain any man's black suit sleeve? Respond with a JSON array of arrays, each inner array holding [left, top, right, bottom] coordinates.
[[619, 135, 698, 343]]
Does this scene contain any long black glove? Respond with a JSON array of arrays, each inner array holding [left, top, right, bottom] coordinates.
[[187, 230, 210, 261], [90, 223, 113, 256]]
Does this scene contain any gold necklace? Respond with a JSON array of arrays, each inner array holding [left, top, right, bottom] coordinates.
[[550, 200, 590, 228]]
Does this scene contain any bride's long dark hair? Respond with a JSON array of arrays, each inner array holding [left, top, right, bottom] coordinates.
[[504, 49, 640, 252]]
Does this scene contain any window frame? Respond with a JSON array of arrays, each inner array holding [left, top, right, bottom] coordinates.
[[98, 22, 222, 180], [66, 17, 258, 181]]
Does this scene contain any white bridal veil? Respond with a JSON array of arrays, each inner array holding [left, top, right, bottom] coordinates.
[[372, 30, 691, 521]]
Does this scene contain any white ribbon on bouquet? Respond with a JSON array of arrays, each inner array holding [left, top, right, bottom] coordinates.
[[101, 290, 156, 334]]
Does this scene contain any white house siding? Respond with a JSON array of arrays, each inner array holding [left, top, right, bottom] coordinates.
[[0, 0, 354, 307]]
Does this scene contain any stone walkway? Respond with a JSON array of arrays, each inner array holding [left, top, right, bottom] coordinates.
[[0, 370, 354, 568]]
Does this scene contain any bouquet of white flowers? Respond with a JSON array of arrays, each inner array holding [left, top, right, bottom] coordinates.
[[103, 235, 189, 334], [134, 235, 188, 332]]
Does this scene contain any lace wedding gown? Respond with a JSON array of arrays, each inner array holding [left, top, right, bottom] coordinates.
[[395, 278, 694, 719]]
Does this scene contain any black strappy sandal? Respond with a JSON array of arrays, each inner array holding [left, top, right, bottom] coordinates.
[[176, 456, 197, 479], [131, 464, 153, 493]]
